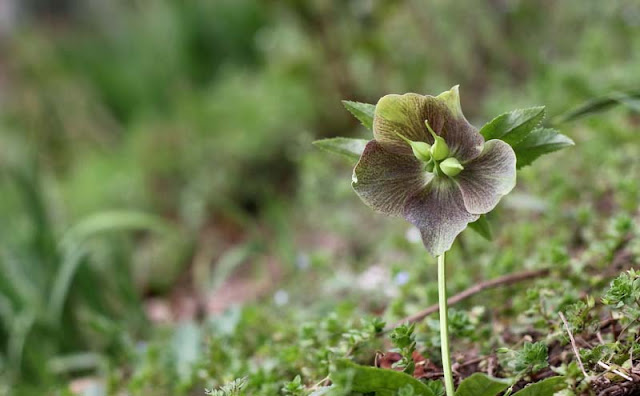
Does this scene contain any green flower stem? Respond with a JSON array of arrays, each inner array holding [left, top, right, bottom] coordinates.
[[438, 252, 455, 396]]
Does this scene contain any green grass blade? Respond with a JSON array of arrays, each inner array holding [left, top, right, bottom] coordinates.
[[553, 90, 640, 124]]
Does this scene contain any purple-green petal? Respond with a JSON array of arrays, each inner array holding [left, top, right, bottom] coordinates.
[[373, 93, 432, 155], [455, 139, 517, 214], [373, 87, 484, 162], [403, 177, 479, 256], [352, 140, 429, 216]]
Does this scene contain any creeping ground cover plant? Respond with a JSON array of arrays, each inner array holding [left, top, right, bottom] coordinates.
[[315, 86, 574, 396]]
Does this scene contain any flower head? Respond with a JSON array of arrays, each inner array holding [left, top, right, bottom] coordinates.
[[352, 86, 516, 256]]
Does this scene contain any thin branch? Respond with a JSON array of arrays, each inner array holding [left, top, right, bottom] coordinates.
[[615, 315, 640, 341], [384, 268, 549, 332], [597, 361, 633, 382], [559, 311, 589, 380]]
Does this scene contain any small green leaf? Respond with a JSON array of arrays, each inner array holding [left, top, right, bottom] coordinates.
[[425, 380, 445, 396], [553, 89, 640, 124], [511, 376, 566, 396], [602, 269, 640, 307], [313, 137, 369, 161], [455, 373, 511, 396], [205, 377, 248, 396], [512, 127, 574, 169], [513, 341, 549, 372], [342, 100, 376, 130], [468, 215, 492, 240], [332, 359, 436, 396], [480, 107, 546, 146]]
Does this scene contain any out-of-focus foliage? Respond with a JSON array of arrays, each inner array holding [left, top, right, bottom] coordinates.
[[0, 0, 639, 394], [0, 167, 190, 390]]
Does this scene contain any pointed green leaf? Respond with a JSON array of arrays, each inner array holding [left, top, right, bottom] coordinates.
[[313, 137, 369, 162], [468, 214, 492, 240], [455, 373, 511, 396], [425, 380, 445, 396], [342, 100, 376, 130], [553, 89, 640, 124], [512, 376, 566, 395], [332, 359, 436, 396], [480, 107, 545, 146], [512, 128, 574, 169]]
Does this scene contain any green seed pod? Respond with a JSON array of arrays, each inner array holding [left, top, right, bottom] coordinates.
[[410, 141, 432, 162], [430, 136, 450, 161], [425, 120, 449, 161], [440, 157, 464, 177], [395, 132, 432, 162]]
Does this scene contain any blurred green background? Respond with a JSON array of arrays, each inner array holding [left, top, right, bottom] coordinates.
[[0, 0, 639, 394]]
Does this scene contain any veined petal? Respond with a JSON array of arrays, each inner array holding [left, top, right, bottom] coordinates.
[[373, 87, 484, 161], [352, 140, 429, 216], [434, 86, 485, 162], [403, 177, 478, 256], [373, 93, 432, 155], [455, 139, 517, 214]]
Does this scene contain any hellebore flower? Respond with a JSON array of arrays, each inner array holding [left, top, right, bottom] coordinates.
[[352, 86, 516, 256]]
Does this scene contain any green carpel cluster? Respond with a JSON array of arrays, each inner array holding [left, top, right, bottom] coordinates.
[[397, 121, 464, 178]]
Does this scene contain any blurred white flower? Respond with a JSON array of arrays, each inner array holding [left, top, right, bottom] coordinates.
[[394, 271, 410, 286], [405, 226, 422, 244], [274, 289, 289, 306]]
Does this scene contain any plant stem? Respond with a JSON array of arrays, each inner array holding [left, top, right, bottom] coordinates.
[[438, 253, 455, 396]]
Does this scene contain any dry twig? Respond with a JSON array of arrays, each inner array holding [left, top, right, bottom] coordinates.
[[384, 268, 550, 332], [597, 361, 633, 382], [559, 311, 589, 380]]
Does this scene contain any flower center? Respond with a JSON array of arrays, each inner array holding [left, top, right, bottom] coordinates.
[[425, 120, 449, 161], [424, 120, 464, 177], [439, 157, 463, 177], [396, 121, 465, 178]]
